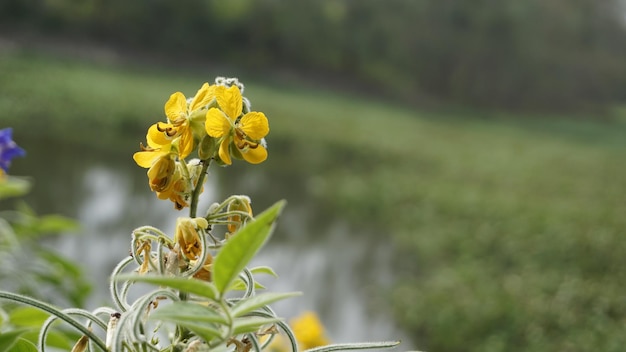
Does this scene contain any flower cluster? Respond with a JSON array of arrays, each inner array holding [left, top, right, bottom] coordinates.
[[0, 128, 26, 178], [133, 78, 269, 209], [0, 80, 401, 352]]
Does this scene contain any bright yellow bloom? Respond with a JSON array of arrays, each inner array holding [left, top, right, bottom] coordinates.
[[133, 124, 177, 193], [205, 85, 269, 165], [175, 217, 208, 260], [290, 311, 330, 349], [164, 83, 214, 158]]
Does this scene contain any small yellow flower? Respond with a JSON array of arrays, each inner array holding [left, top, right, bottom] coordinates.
[[290, 311, 330, 350], [175, 217, 209, 260], [133, 124, 173, 165], [204, 85, 269, 165], [133, 124, 177, 193], [164, 83, 215, 158]]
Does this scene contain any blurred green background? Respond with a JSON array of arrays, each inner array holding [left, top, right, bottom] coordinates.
[[2, 1, 626, 351]]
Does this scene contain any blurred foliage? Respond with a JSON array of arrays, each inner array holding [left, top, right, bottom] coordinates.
[[0, 176, 92, 308], [0, 305, 79, 351], [1, 0, 626, 112], [2, 51, 626, 351]]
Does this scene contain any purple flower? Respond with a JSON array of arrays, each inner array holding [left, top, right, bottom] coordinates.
[[0, 128, 26, 173]]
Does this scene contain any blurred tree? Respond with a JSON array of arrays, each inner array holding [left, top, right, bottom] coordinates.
[[2, 0, 625, 112]]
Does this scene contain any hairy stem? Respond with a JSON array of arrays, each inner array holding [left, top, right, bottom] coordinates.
[[189, 159, 211, 218]]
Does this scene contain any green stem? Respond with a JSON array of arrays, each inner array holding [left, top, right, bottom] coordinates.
[[189, 159, 211, 218], [0, 291, 108, 351]]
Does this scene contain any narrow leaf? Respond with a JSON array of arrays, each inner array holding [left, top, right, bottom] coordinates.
[[304, 341, 402, 352], [231, 292, 302, 317], [149, 301, 228, 325], [0, 329, 29, 352], [232, 316, 281, 335], [213, 200, 286, 294], [147, 303, 224, 342], [115, 274, 219, 301], [228, 278, 266, 291], [250, 266, 279, 278], [176, 321, 222, 342]]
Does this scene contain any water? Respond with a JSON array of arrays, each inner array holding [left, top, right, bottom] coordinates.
[[8, 136, 413, 348]]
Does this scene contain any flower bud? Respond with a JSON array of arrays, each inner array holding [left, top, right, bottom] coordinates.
[[227, 196, 253, 234], [198, 135, 219, 160]]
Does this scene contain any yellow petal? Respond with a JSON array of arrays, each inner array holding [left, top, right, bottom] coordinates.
[[215, 85, 242, 121], [239, 112, 269, 140], [178, 128, 194, 158], [164, 92, 187, 122], [147, 123, 173, 147], [205, 108, 231, 138], [218, 136, 232, 165], [241, 144, 267, 164], [189, 83, 213, 112], [133, 150, 164, 168]]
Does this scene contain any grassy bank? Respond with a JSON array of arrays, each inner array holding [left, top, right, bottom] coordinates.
[[2, 49, 626, 352]]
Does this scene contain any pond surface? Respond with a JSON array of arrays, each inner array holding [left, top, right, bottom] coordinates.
[[9, 135, 413, 348]]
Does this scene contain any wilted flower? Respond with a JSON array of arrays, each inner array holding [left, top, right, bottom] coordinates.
[[175, 217, 208, 260], [191, 253, 213, 282]]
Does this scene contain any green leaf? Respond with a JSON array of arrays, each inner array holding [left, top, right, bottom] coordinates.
[[149, 302, 226, 342], [149, 301, 228, 325], [0, 329, 30, 352], [35, 215, 80, 233], [9, 307, 48, 327], [231, 292, 302, 317], [176, 321, 222, 342], [232, 316, 281, 335], [250, 266, 279, 278], [228, 277, 266, 291], [0, 177, 31, 199], [10, 338, 37, 352], [39, 250, 88, 279], [114, 274, 219, 301], [213, 200, 286, 295], [304, 341, 401, 352]]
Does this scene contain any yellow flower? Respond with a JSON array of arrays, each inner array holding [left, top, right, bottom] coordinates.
[[175, 217, 208, 260], [204, 85, 269, 165], [133, 124, 177, 193], [164, 83, 215, 158], [290, 311, 330, 350]]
